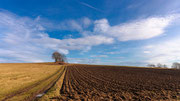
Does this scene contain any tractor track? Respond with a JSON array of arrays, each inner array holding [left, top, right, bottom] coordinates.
[[2, 66, 66, 101]]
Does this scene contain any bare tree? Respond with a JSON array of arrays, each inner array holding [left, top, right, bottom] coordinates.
[[157, 63, 163, 68], [156, 63, 168, 68], [163, 64, 168, 68], [147, 64, 156, 67], [52, 51, 67, 63], [61, 54, 67, 62]]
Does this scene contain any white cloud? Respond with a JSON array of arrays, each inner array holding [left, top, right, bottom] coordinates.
[[0, 9, 179, 64], [143, 37, 180, 66], [57, 49, 69, 55], [94, 15, 179, 41], [34, 34, 113, 51], [143, 51, 151, 54], [61, 35, 113, 47], [94, 19, 110, 33], [91, 55, 108, 58], [36, 17, 92, 32], [0, 49, 45, 62], [144, 45, 154, 49], [0, 10, 113, 62], [81, 17, 92, 28], [68, 58, 101, 64], [106, 51, 120, 54]]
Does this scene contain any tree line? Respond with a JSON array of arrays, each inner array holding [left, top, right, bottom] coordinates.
[[51, 51, 180, 69], [147, 62, 180, 69]]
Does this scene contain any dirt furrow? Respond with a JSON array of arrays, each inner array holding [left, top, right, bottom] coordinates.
[[59, 64, 180, 100]]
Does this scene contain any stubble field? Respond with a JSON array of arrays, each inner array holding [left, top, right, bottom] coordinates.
[[0, 63, 65, 101]]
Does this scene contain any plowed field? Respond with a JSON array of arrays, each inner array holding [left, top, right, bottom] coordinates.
[[59, 64, 180, 101]]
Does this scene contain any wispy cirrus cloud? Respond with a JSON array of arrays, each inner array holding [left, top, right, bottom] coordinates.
[[78, 1, 103, 13]]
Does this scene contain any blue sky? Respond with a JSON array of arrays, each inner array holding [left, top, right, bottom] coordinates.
[[0, 0, 180, 67]]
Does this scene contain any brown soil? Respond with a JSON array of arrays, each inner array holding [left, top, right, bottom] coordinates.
[[59, 64, 180, 101]]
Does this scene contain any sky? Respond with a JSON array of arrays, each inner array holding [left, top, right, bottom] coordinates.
[[0, 0, 180, 67]]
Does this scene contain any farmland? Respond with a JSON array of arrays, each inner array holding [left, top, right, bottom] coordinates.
[[0, 63, 65, 101], [59, 64, 180, 100], [0, 63, 180, 101]]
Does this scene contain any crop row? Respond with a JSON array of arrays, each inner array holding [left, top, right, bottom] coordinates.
[[59, 64, 180, 100]]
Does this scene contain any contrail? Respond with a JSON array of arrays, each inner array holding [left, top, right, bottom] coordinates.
[[78, 1, 103, 13]]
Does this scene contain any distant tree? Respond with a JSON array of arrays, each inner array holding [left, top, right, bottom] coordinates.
[[52, 51, 67, 63], [157, 63, 163, 68], [148, 63, 168, 68], [147, 64, 156, 67], [61, 54, 67, 62], [172, 62, 180, 69], [163, 64, 168, 68]]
